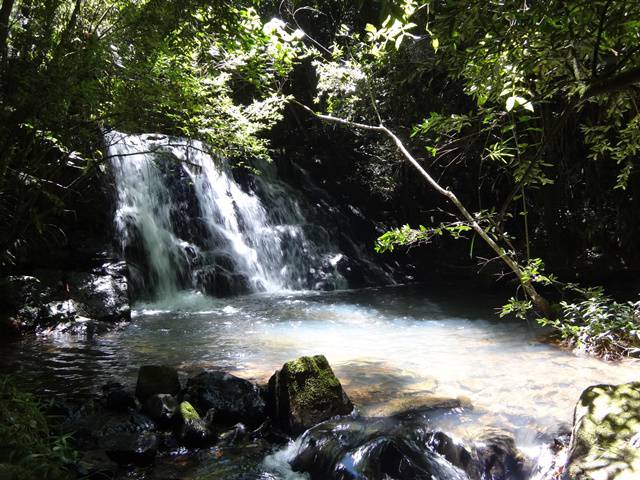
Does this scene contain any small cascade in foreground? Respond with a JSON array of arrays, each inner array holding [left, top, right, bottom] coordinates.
[[107, 132, 387, 299]]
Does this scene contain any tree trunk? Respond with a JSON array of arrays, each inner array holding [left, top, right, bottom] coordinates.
[[0, 0, 15, 62]]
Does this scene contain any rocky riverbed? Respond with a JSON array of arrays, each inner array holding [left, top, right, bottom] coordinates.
[[6, 353, 633, 480]]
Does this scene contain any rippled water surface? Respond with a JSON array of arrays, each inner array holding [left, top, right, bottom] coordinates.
[[3, 284, 639, 448]]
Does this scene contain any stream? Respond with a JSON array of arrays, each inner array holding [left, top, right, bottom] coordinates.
[[2, 284, 639, 478]]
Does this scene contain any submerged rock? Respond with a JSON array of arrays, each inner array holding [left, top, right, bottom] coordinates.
[[135, 365, 181, 401], [267, 355, 354, 435], [183, 370, 266, 428], [175, 401, 215, 448], [565, 381, 640, 480]]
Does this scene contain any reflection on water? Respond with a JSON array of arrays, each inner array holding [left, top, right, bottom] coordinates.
[[2, 284, 639, 448]]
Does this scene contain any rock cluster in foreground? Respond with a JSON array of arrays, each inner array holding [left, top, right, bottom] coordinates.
[[55, 355, 640, 480], [66, 354, 352, 475]]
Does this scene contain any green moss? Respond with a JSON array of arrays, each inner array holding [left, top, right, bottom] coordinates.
[[569, 382, 640, 479], [283, 355, 342, 409], [179, 401, 200, 421]]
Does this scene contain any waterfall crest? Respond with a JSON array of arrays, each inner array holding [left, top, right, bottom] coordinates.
[[107, 132, 380, 298]]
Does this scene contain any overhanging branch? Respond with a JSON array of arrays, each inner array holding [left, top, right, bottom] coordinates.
[[293, 100, 554, 317], [584, 66, 640, 98]]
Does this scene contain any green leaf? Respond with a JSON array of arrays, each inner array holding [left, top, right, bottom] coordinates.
[[395, 34, 404, 50]]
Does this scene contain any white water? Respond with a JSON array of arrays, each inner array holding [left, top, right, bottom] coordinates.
[[106, 132, 355, 298]]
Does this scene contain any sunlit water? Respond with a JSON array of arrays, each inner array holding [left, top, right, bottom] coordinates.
[[2, 284, 639, 476]]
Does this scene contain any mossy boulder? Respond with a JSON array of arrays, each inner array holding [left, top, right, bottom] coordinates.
[[565, 381, 640, 480], [175, 401, 215, 448], [135, 365, 180, 401], [267, 355, 353, 435]]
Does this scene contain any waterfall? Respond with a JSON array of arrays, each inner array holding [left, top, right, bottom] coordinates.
[[106, 132, 382, 299]]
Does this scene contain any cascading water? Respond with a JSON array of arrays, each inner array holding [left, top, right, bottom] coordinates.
[[106, 131, 384, 299]]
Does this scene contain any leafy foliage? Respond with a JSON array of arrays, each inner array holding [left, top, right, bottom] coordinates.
[[287, 0, 640, 352], [0, 0, 301, 266], [375, 222, 472, 253], [540, 292, 640, 360], [0, 376, 75, 479]]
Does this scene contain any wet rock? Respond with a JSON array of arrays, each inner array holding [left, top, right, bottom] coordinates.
[[475, 430, 529, 480], [335, 255, 367, 288], [198, 267, 251, 297], [42, 316, 113, 338], [71, 263, 130, 322], [157, 431, 180, 452], [0, 264, 130, 333], [367, 394, 472, 419], [135, 365, 181, 401], [0, 275, 50, 337], [288, 414, 532, 480], [564, 382, 640, 480], [103, 382, 138, 412], [183, 370, 266, 428], [267, 355, 354, 435], [0, 275, 50, 313], [218, 423, 247, 447], [428, 430, 476, 474], [39, 299, 85, 326], [102, 432, 158, 466], [175, 401, 215, 448], [128, 411, 156, 432], [290, 418, 469, 480], [144, 393, 178, 425], [64, 401, 155, 450]]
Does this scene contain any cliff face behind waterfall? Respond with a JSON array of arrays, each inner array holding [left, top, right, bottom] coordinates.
[[107, 132, 394, 300]]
